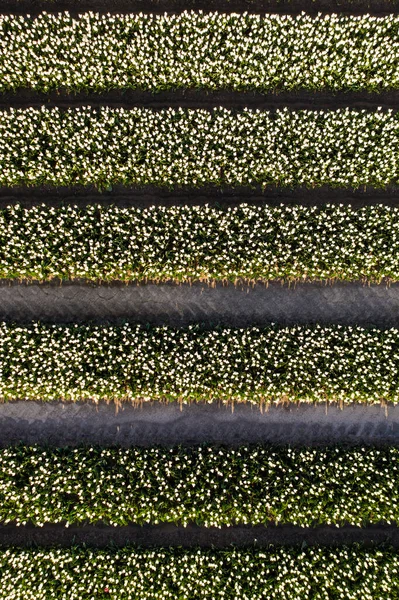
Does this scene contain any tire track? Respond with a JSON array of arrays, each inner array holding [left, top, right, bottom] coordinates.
[[0, 401, 398, 447], [1, 280, 399, 328]]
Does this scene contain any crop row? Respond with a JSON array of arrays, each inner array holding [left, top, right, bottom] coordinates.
[[0, 12, 397, 92], [1, 322, 399, 403], [0, 106, 397, 188], [0, 545, 397, 600], [1, 444, 399, 527], [4, 203, 399, 282]]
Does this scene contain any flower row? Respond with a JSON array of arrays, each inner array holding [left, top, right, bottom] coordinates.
[[0, 106, 397, 188], [0, 11, 398, 92], [1, 444, 399, 527], [1, 322, 399, 403], [4, 203, 399, 281], [0, 545, 398, 600]]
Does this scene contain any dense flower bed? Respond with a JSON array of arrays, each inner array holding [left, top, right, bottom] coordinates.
[[0, 107, 397, 188], [1, 322, 399, 403], [1, 444, 399, 527], [4, 203, 399, 281], [0, 545, 398, 599], [0, 12, 397, 92]]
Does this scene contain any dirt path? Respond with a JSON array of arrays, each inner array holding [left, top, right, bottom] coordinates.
[[2, 89, 399, 111], [1, 280, 399, 327], [0, 401, 398, 447]]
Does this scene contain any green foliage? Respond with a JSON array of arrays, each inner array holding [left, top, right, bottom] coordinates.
[[0, 545, 398, 599], [0, 12, 397, 93], [1, 12, 399, 93], [1, 322, 398, 403], [3, 203, 399, 282], [0, 444, 398, 527], [0, 107, 397, 188]]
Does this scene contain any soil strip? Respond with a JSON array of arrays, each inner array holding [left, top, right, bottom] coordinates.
[[1, 401, 398, 447], [0, 522, 398, 549], [1, 0, 398, 16], [1, 280, 399, 328], [1, 89, 399, 111], [0, 185, 398, 209]]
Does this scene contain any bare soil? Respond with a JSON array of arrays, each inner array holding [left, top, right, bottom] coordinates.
[[0, 522, 398, 549], [0, 401, 398, 447], [1, 89, 399, 111], [1, 280, 399, 328], [0, 185, 398, 209], [1, 0, 398, 16]]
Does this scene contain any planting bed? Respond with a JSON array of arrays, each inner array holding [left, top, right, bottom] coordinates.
[[0, 444, 399, 527], [2, 322, 399, 403], [4, 204, 399, 282], [0, 13, 397, 93], [0, 107, 397, 188], [1, 544, 399, 600]]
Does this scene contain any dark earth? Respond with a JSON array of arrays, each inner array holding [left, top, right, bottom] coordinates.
[[0, 184, 399, 209], [1, 280, 399, 328], [0, 400, 397, 448], [1, 0, 398, 16], [2, 89, 399, 111], [1, 523, 399, 549]]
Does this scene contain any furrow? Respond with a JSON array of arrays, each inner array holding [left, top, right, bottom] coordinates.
[[0, 523, 399, 548], [0, 401, 397, 447], [1, 280, 399, 327]]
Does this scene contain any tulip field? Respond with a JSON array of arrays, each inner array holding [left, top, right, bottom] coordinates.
[[1, 0, 399, 597], [3, 203, 399, 282], [0, 12, 397, 92], [2, 322, 399, 404], [0, 107, 397, 188], [0, 444, 398, 527], [1, 545, 399, 600]]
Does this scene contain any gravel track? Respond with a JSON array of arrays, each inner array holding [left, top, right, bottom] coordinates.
[[0, 401, 398, 447], [0, 523, 399, 549], [1, 90, 399, 111], [0, 0, 397, 16], [1, 280, 399, 327]]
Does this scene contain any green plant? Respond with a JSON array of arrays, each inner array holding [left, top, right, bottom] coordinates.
[[1, 322, 399, 403]]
